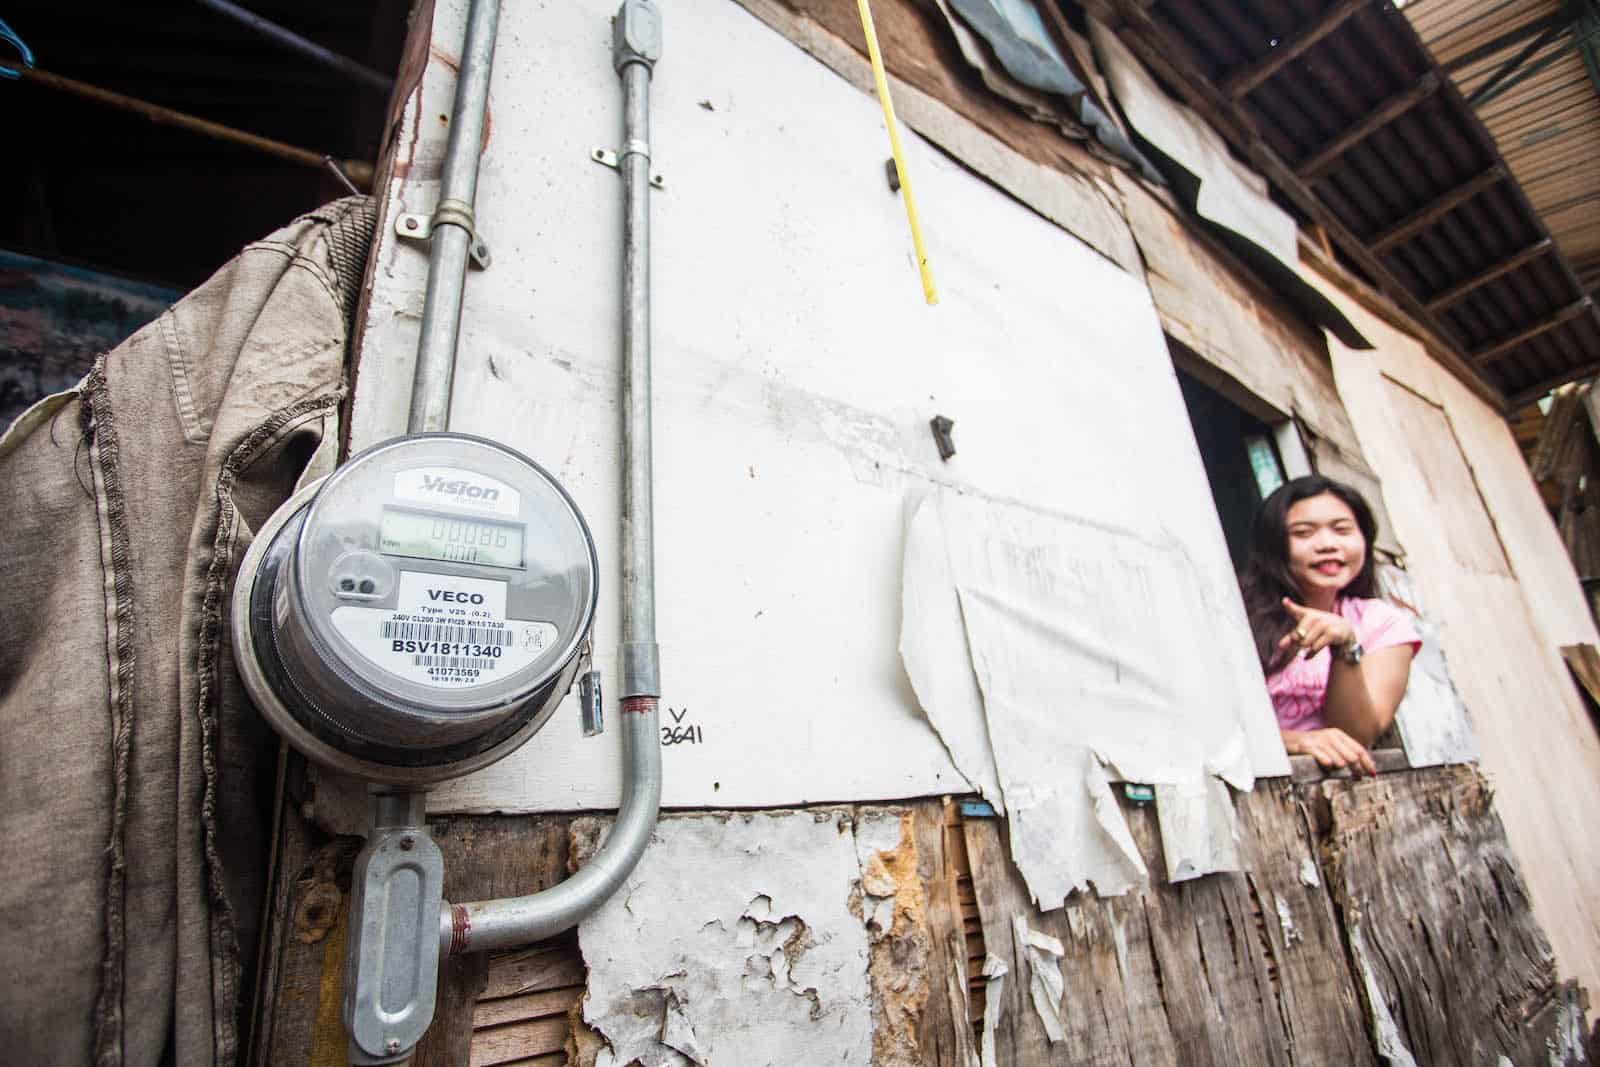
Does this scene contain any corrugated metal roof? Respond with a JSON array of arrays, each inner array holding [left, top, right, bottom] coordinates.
[[1104, 0, 1600, 408], [1404, 0, 1600, 293]]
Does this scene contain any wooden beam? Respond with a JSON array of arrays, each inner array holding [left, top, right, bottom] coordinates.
[[1425, 238, 1554, 312], [1473, 297, 1594, 365], [1370, 167, 1505, 253], [1222, 0, 1370, 99], [1297, 74, 1440, 182]]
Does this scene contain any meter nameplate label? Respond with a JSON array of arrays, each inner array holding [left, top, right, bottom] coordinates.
[[392, 466, 521, 517], [331, 571, 559, 689]]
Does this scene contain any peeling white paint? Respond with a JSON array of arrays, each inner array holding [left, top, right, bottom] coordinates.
[[1349, 924, 1419, 1067], [979, 953, 1008, 1067], [1274, 893, 1302, 946], [579, 813, 872, 1066], [853, 809, 907, 936], [1299, 857, 1322, 888], [1012, 917, 1067, 1043]]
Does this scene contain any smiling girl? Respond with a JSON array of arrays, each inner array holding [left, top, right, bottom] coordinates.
[[1240, 476, 1420, 775]]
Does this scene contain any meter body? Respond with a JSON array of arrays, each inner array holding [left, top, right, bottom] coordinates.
[[233, 433, 599, 785]]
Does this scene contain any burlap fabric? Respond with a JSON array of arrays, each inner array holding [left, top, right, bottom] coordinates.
[[0, 197, 375, 1065]]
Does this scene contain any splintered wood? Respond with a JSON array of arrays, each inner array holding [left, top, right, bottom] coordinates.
[[1316, 767, 1582, 1066], [254, 770, 1588, 1065], [964, 784, 1371, 1066]]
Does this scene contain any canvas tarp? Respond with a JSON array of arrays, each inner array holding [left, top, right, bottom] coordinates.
[[0, 197, 374, 1066]]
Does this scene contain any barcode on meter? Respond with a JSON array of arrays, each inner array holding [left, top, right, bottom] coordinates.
[[413, 655, 499, 671], [384, 621, 512, 646]]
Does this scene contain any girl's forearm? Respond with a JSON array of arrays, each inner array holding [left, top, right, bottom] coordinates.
[[1322, 661, 1387, 747]]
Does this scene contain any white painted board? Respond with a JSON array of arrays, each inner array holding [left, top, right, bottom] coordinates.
[[349, 0, 1284, 813]]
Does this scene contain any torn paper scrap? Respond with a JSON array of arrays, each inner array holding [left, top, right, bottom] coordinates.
[[1153, 775, 1241, 882], [1274, 894, 1302, 946], [1299, 858, 1321, 888], [980, 953, 1008, 1067], [1349, 924, 1418, 1067], [900, 495, 1004, 807], [579, 812, 872, 1066], [1012, 916, 1066, 1043], [659, 992, 706, 1065]]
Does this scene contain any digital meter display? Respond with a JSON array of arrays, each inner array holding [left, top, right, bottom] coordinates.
[[379, 508, 525, 569]]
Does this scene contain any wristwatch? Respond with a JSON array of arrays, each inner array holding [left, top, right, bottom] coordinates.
[[1334, 639, 1364, 665]]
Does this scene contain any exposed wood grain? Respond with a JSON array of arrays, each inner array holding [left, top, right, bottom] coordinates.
[[1560, 645, 1600, 729], [961, 817, 1063, 1063], [469, 1016, 571, 1067], [412, 951, 488, 1067], [1319, 765, 1574, 1065], [248, 779, 363, 1067], [479, 943, 587, 1001], [413, 814, 578, 1066], [1233, 783, 1375, 1066], [1221, 0, 1370, 99], [909, 800, 980, 1067], [967, 785, 1379, 1066], [472, 987, 581, 1029]]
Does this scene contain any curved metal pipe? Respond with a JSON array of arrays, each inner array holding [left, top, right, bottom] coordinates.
[[442, 699, 660, 954], [440, 0, 664, 957]]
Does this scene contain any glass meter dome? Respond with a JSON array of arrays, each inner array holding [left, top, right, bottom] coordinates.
[[232, 433, 599, 783]]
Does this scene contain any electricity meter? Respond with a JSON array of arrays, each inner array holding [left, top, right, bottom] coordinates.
[[232, 432, 598, 784]]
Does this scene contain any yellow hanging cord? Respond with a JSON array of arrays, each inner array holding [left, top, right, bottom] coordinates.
[[856, 0, 938, 305]]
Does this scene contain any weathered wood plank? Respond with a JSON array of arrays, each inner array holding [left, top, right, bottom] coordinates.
[[247, 778, 364, 1067], [413, 951, 488, 1067], [1318, 765, 1579, 1065], [967, 784, 1383, 1066], [962, 816, 1063, 1063], [479, 943, 587, 1001], [1234, 782, 1376, 1066], [911, 800, 981, 1067], [472, 987, 582, 1030], [469, 1016, 571, 1067], [415, 814, 576, 1066]]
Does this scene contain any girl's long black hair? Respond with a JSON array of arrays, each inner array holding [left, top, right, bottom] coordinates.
[[1240, 475, 1379, 675]]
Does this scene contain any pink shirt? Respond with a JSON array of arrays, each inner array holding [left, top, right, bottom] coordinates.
[[1267, 597, 1421, 732]]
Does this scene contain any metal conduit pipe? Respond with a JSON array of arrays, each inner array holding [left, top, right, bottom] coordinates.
[[408, 0, 500, 434], [440, 0, 664, 957]]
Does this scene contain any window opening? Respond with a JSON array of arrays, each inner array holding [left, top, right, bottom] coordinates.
[[1176, 366, 1287, 573]]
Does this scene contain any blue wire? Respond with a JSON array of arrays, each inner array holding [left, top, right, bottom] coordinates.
[[1, 18, 36, 80]]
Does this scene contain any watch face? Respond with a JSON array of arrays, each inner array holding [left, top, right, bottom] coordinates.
[[1342, 641, 1364, 665]]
